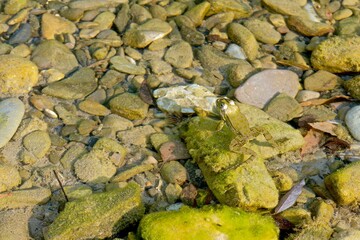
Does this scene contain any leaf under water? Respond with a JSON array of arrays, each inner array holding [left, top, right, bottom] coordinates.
[[274, 179, 306, 214]]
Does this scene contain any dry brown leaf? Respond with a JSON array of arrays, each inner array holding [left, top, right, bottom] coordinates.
[[300, 95, 350, 107], [323, 137, 350, 153], [301, 129, 324, 156], [308, 122, 337, 136]]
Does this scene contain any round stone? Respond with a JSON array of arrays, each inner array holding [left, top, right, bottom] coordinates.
[[23, 130, 51, 158], [234, 69, 300, 108], [0, 98, 25, 148], [0, 55, 38, 95], [345, 106, 360, 141]]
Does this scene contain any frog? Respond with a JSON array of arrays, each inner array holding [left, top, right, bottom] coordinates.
[[216, 97, 277, 170]]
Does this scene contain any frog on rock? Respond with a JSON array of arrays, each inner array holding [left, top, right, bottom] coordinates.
[[216, 97, 278, 170]]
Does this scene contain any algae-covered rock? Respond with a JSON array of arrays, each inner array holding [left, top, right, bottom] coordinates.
[[0, 188, 51, 210], [45, 182, 144, 240], [311, 36, 360, 73], [287, 221, 333, 240], [183, 103, 304, 209], [324, 161, 360, 205], [344, 76, 360, 100], [138, 205, 279, 240]]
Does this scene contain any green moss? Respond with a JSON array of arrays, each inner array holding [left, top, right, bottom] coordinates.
[[138, 205, 279, 240], [344, 76, 360, 100], [45, 182, 144, 240]]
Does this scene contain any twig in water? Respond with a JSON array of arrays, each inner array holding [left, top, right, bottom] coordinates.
[[53, 170, 69, 202]]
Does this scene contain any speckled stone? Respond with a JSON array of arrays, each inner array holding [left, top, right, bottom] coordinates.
[[0, 55, 38, 95]]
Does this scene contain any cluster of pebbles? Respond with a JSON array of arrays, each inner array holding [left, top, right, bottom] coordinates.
[[0, 0, 360, 239]]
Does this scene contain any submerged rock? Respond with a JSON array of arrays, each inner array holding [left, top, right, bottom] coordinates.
[[183, 103, 304, 209], [345, 105, 360, 141], [311, 36, 360, 73], [344, 76, 360, 100], [0, 188, 51, 210], [138, 205, 279, 240], [325, 161, 360, 205], [45, 182, 144, 240], [0, 164, 21, 193]]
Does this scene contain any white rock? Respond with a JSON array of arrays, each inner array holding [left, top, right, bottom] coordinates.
[[225, 44, 247, 60], [234, 69, 300, 108], [0, 98, 25, 148], [345, 105, 360, 141], [153, 84, 217, 114]]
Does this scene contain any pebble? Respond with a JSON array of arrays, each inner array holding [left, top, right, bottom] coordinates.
[[42, 68, 97, 100], [0, 98, 25, 148], [295, 90, 321, 102], [304, 70, 342, 91], [110, 56, 146, 75], [207, 0, 253, 19], [164, 40, 193, 68], [109, 92, 149, 120], [60, 143, 87, 170], [31, 40, 78, 75], [74, 150, 117, 183], [0, 164, 21, 193], [160, 161, 188, 185], [159, 140, 191, 162], [0, 188, 51, 210], [41, 13, 77, 39], [286, 16, 334, 36], [225, 43, 247, 60], [227, 22, 259, 60], [8, 23, 31, 45], [0, 209, 32, 240], [93, 137, 127, 167], [0, 55, 38, 95], [337, 15, 360, 36], [23, 130, 51, 159], [69, 0, 127, 10], [102, 114, 133, 131], [184, 1, 210, 27], [345, 105, 360, 141], [244, 18, 281, 44], [311, 35, 360, 73], [123, 19, 172, 48], [234, 69, 300, 109], [227, 61, 255, 88], [4, 0, 28, 15], [78, 99, 111, 116], [344, 76, 360, 100], [117, 125, 156, 147], [264, 93, 303, 122], [262, 0, 307, 16]]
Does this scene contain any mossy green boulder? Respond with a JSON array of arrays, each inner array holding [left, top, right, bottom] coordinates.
[[138, 205, 279, 240], [183, 102, 304, 210], [324, 161, 360, 205], [45, 182, 144, 240]]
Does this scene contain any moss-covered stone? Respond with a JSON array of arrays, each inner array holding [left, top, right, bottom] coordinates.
[[287, 221, 333, 240], [183, 103, 304, 209], [324, 161, 360, 205], [45, 182, 144, 240], [344, 76, 360, 100], [138, 205, 279, 240]]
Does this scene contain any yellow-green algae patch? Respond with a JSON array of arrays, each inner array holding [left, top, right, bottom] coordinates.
[[138, 205, 279, 240], [44, 182, 144, 240], [324, 160, 360, 205], [183, 102, 304, 210]]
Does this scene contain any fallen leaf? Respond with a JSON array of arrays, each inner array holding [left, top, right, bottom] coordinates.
[[323, 137, 350, 154], [274, 179, 306, 214], [139, 80, 154, 105], [272, 214, 295, 230], [308, 122, 337, 136], [300, 95, 351, 107], [301, 129, 324, 156]]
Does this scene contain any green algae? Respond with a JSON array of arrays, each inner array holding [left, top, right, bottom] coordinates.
[[45, 182, 144, 240], [138, 205, 279, 240]]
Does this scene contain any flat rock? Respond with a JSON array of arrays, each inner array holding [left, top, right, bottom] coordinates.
[[159, 140, 191, 162], [41, 13, 77, 40], [0, 98, 25, 148], [0, 164, 21, 193], [78, 99, 111, 116], [93, 137, 127, 167], [0, 55, 38, 95], [262, 0, 307, 16], [207, 0, 253, 19], [235, 69, 300, 109], [23, 130, 51, 158], [164, 40, 193, 68], [110, 56, 146, 75], [184, 1, 210, 27], [45, 182, 144, 240], [74, 149, 117, 183], [227, 22, 259, 60], [244, 18, 281, 44], [69, 0, 127, 10], [4, 0, 27, 14], [264, 93, 303, 122], [117, 125, 156, 147], [109, 93, 149, 120], [0, 188, 51, 210], [295, 90, 321, 102], [311, 36, 360, 73], [325, 161, 360, 205], [345, 105, 360, 141], [0, 209, 32, 240], [304, 70, 342, 91], [123, 19, 172, 48], [153, 84, 217, 114], [139, 205, 279, 240], [42, 68, 97, 100], [286, 16, 334, 36], [31, 40, 78, 75]]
